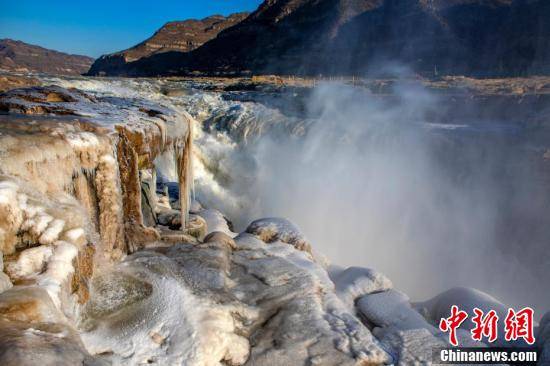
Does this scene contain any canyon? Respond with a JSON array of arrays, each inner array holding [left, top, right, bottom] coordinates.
[[0, 0, 550, 363]]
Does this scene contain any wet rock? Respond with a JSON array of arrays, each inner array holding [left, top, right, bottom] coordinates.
[[140, 170, 157, 228], [157, 227, 199, 245]]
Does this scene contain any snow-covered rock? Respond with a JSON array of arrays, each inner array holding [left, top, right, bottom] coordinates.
[[245, 217, 312, 254], [197, 208, 236, 237], [332, 266, 393, 309], [355, 289, 486, 363]]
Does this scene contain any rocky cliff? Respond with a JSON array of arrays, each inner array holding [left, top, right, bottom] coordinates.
[[0, 39, 94, 75], [86, 13, 249, 76], [89, 0, 550, 77]]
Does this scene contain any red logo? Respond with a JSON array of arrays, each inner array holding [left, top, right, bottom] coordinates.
[[504, 307, 535, 345], [471, 308, 498, 343], [439, 305, 469, 346], [439, 306, 535, 346]]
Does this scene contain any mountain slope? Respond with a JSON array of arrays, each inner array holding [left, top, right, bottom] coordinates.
[[0, 39, 93, 75], [97, 0, 550, 77], [87, 13, 249, 76]]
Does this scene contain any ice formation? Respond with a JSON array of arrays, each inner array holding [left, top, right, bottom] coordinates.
[[0, 79, 547, 366]]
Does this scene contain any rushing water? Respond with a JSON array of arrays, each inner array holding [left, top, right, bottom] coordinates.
[[41, 75, 550, 316]]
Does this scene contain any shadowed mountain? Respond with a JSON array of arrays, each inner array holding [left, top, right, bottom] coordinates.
[[88, 0, 550, 77], [0, 39, 94, 75], [87, 13, 249, 76]]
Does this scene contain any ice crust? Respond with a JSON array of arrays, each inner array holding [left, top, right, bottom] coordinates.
[[79, 223, 391, 365]]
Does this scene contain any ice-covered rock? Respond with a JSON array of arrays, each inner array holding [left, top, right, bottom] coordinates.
[[358, 290, 438, 333], [78, 224, 390, 365], [355, 289, 485, 363], [331, 266, 393, 309], [245, 217, 312, 254], [6, 245, 53, 280], [79, 249, 252, 366], [197, 208, 236, 237], [0, 85, 195, 363], [373, 326, 447, 365], [0, 85, 194, 254]]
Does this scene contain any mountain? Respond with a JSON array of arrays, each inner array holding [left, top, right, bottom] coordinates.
[[89, 0, 550, 77], [0, 39, 93, 75], [87, 13, 249, 76]]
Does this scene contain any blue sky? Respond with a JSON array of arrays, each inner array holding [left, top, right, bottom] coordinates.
[[0, 0, 263, 58]]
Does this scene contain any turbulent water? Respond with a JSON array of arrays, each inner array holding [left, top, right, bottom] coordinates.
[[41, 75, 550, 316]]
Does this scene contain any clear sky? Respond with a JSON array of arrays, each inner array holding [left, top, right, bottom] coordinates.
[[0, 0, 263, 58]]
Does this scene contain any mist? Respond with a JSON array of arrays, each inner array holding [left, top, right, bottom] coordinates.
[[193, 77, 550, 315]]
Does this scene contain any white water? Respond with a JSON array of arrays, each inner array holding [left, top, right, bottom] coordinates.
[[42, 75, 550, 316]]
